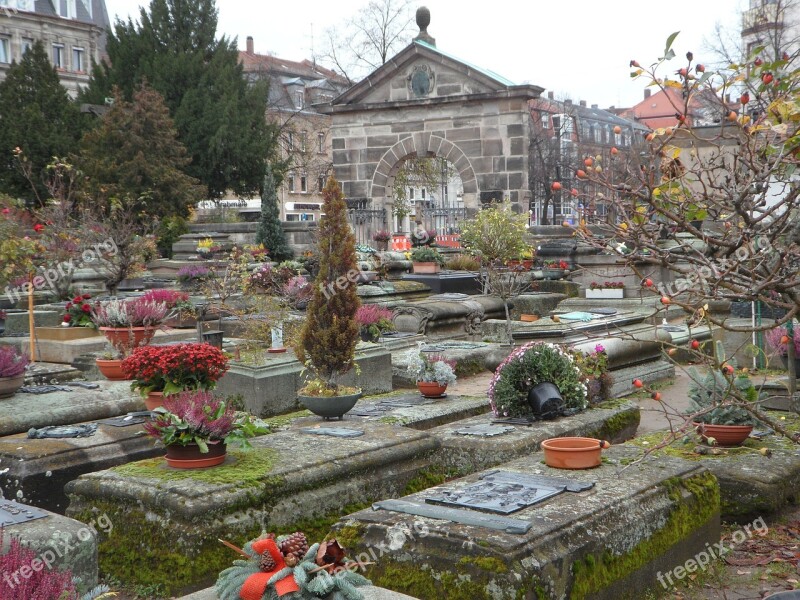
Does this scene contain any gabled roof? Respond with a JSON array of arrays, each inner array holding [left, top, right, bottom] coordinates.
[[330, 39, 541, 107], [239, 52, 348, 86]]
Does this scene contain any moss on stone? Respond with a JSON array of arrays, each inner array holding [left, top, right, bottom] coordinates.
[[262, 410, 312, 430], [110, 448, 279, 487], [458, 556, 508, 574], [569, 471, 719, 599], [454, 358, 485, 377], [278, 502, 370, 544], [589, 406, 639, 442], [334, 524, 366, 551], [371, 560, 495, 600], [402, 465, 458, 495]]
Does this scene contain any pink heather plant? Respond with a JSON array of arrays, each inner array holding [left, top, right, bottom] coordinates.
[[355, 304, 394, 326], [0, 346, 28, 378], [0, 528, 77, 599], [765, 326, 800, 356], [142, 289, 190, 309]]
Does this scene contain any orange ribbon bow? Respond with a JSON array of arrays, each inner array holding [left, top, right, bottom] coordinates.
[[239, 539, 300, 599]]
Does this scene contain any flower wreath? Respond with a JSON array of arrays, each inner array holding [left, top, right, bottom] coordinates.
[[488, 341, 587, 418]]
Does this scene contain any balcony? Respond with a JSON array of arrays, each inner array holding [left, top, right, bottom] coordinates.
[[742, 3, 782, 34]]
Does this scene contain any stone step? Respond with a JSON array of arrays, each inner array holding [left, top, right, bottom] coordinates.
[[65, 422, 439, 596], [332, 445, 720, 599]]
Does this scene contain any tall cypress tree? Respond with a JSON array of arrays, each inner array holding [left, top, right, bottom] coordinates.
[[256, 165, 292, 261], [0, 42, 82, 204], [80, 0, 277, 200], [294, 176, 361, 392]]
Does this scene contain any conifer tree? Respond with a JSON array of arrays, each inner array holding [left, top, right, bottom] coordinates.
[[294, 176, 361, 392], [77, 83, 203, 218], [0, 41, 82, 204], [256, 165, 292, 262], [80, 0, 277, 200]]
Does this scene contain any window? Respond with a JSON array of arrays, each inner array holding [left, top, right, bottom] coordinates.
[[300, 133, 307, 153], [0, 38, 8, 64], [295, 90, 304, 109], [21, 38, 33, 55], [72, 47, 84, 72], [286, 132, 294, 152], [318, 132, 325, 153], [300, 174, 307, 193], [286, 173, 294, 192], [318, 175, 325, 191], [409, 189, 415, 200], [541, 113, 549, 129], [52, 43, 64, 68]]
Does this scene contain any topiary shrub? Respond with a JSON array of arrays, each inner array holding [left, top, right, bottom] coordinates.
[[488, 341, 587, 418]]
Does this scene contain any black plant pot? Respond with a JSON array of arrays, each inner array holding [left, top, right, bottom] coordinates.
[[527, 382, 564, 420]]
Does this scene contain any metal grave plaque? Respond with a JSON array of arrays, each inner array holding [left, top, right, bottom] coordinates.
[[0, 501, 50, 526], [97, 411, 152, 427], [300, 427, 365, 438], [425, 470, 595, 515], [454, 424, 516, 437], [372, 499, 532, 534], [588, 307, 618, 315]]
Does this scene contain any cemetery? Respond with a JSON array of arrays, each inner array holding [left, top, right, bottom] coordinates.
[[1, 4, 800, 600]]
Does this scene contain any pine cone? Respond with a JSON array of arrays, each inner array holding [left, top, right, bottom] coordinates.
[[259, 551, 276, 571], [280, 532, 309, 560]]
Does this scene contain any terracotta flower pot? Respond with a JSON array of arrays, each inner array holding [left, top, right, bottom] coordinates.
[[95, 358, 128, 381], [541, 437, 610, 470], [99, 326, 156, 351], [165, 441, 226, 469], [145, 391, 165, 411], [692, 422, 753, 447], [412, 262, 440, 274], [0, 374, 25, 399], [417, 381, 447, 398], [520, 314, 540, 322]]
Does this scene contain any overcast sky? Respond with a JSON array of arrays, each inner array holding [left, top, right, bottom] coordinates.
[[103, 0, 746, 108]]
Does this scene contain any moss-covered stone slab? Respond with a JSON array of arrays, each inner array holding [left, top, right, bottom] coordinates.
[[333, 445, 720, 600], [65, 423, 439, 596], [629, 415, 800, 520], [427, 400, 639, 475], [0, 420, 163, 513]]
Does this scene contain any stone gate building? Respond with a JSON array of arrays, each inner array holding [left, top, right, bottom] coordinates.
[[320, 8, 543, 231]]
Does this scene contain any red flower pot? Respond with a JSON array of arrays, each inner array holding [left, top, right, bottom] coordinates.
[[692, 423, 753, 447], [417, 381, 448, 398], [165, 441, 226, 469], [95, 358, 128, 381], [145, 391, 165, 411], [99, 326, 156, 352]]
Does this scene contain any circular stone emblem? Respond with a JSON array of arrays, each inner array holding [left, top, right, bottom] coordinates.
[[409, 64, 434, 97]]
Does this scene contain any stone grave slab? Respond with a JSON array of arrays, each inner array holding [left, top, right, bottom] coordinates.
[[291, 391, 490, 431], [428, 400, 640, 474], [0, 502, 99, 594], [215, 345, 392, 417], [332, 445, 720, 600], [0, 381, 143, 437], [630, 416, 800, 520], [0, 416, 162, 513], [65, 422, 438, 595]]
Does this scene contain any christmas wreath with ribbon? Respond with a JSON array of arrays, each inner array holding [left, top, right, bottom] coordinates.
[[216, 531, 372, 600]]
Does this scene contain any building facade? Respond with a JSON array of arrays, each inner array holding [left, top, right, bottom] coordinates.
[[0, 0, 109, 97], [239, 37, 350, 223]]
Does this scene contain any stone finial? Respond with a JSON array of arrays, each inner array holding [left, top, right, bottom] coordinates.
[[414, 6, 436, 46]]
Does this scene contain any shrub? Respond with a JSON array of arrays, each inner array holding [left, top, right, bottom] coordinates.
[[176, 264, 210, 284], [489, 342, 586, 418], [445, 254, 481, 271], [372, 229, 391, 242], [409, 246, 445, 265], [459, 201, 528, 265]]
